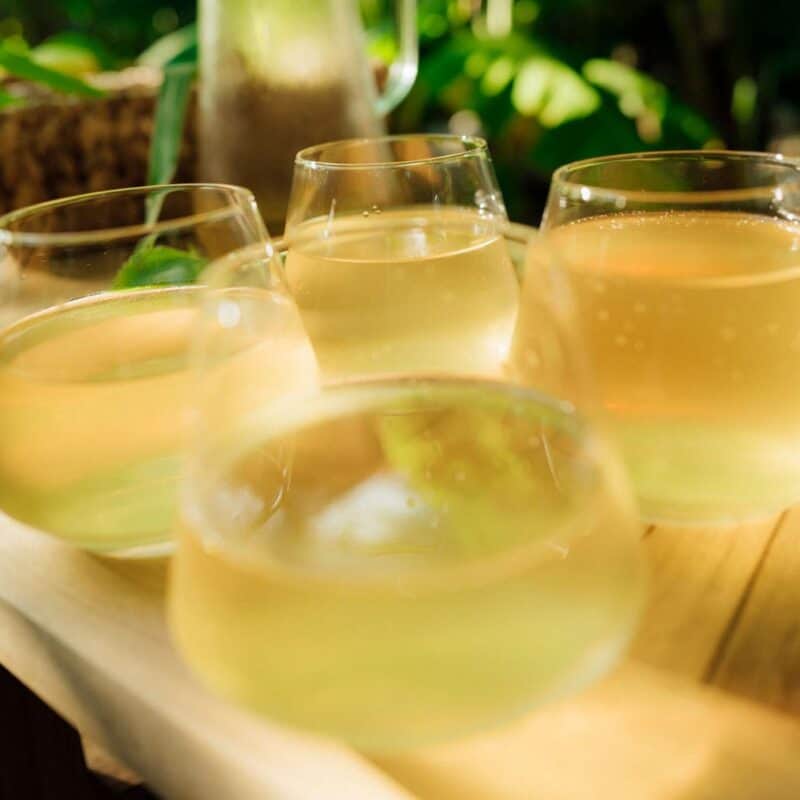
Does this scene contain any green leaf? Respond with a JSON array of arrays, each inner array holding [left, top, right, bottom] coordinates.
[[112, 246, 207, 290], [35, 32, 116, 70], [30, 41, 101, 76], [0, 88, 23, 108], [583, 59, 667, 118], [512, 56, 600, 127], [0, 45, 104, 98], [148, 61, 196, 186], [138, 24, 198, 69]]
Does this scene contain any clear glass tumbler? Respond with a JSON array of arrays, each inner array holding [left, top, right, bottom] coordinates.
[[0, 184, 269, 554], [285, 134, 521, 382], [526, 151, 800, 524]]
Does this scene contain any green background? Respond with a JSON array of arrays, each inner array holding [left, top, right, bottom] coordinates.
[[2, 0, 799, 223]]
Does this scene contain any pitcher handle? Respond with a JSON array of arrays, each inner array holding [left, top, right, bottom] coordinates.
[[373, 0, 418, 116]]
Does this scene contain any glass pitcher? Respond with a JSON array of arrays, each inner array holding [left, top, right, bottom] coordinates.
[[198, 0, 418, 231]]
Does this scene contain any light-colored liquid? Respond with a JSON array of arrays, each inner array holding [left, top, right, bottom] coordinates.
[[170, 380, 643, 748], [514, 211, 800, 523], [285, 207, 520, 380], [0, 288, 316, 553]]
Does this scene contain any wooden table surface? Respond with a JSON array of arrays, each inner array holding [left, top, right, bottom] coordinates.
[[1, 505, 800, 799]]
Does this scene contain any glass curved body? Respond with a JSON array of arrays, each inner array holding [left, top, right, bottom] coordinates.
[[169, 377, 644, 749], [531, 151, 800, 524], [0, 184, 268, 555], [284, 134, 520, 383], [198, 0, 418, 230]]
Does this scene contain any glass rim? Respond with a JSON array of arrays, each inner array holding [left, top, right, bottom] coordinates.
[[0, 183, 260, 248], [184, 376, 601, 591], [551, 149, 800, 205], [294, 134, 489, 171]]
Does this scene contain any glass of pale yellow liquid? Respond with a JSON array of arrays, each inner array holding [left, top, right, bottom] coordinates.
[[0, 184, 270, 555], [168, 222, 645, 749], [517, 151, 800, 525], [284, 134, 520, 380]]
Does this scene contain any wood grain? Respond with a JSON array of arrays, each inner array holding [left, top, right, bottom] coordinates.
[[3, 498, 800, 797], [709, 508, 800, 716], [631, 516, 782, 679], [377, 661, 800, 800]]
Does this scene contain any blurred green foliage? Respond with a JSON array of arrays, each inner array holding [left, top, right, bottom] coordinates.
[[0, 0, 195, 64], [363, 0, 800, 220], [3, 0, 800, 222]]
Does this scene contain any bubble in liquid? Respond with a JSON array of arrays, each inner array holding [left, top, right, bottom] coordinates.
[[614, 334, 628, 347], [633, 302, 647, 314], [720, 326, 737, 343], [597, 309, 610, 322], [633, 340, 645, 353], [362, 209, 370, 217]]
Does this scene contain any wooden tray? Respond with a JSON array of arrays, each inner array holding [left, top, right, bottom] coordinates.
[[3, 503, 800, 798]]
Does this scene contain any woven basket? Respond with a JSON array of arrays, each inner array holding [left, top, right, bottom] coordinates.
[[0, 67, 197, 215]]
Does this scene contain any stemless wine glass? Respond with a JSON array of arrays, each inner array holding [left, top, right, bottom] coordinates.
[[284, 134, 520, 381], [0, 184, 268, 555], [168, 238, 645, 750], [526, 151, 800, 525]]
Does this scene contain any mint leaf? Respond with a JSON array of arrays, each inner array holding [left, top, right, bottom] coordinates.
[[112, 245, 207, 290]]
